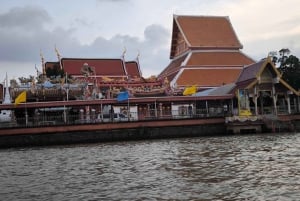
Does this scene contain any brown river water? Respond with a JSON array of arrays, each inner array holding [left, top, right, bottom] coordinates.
[[0, 132, 299, 201]]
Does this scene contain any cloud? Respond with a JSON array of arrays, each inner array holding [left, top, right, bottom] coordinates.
[[96, 0, 129, 2], [0, 6, 51, 29], [62, 23, 170, 76], [0, 5, 170, 78], [3, 0, 299, 80]]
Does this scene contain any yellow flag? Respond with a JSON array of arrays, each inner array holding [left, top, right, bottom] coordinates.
[[14, 91, 26, 106], [183, 85, 197, 96]]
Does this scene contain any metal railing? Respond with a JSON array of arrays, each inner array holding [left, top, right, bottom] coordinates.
[[0, 108, 227, 129]]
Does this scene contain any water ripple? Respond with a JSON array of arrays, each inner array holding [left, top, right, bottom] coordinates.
[[0, 133, 299, 200]]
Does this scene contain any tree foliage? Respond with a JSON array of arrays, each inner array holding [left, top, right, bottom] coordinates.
[[18, 75, 35, 84], [279, 55, 300, 90], [270, 48, 300, 90], [45, 64, 65, 79]]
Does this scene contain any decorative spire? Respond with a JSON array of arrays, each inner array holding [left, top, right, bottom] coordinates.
[[3, 72, 11, 104], [55, 45, 61, 59], [55, 45, 63, 70], [136, 50, 140, 61], [122, 46, 127, 59], [136, 50, 142, 77], [40, 49, 45, 75], [121, 47, 128, 77]]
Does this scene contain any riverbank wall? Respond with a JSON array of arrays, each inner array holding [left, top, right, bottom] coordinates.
[[0, 118, 225, 148]]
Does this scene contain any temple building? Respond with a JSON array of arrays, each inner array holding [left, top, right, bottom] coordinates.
[[158, 15, 255, 94], [234, 57, 299, 116], [2, 14, 300, 122], [38, 53, 168, 102]]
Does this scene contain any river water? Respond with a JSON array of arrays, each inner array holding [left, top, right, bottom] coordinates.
[[0, 133, 299, 201]]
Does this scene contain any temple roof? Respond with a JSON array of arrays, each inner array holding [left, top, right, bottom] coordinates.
[[170, 15, 243, 58], [237, 59, 266, 83], [186, 51, 254, 66], [235, 57, 299, 95], [45, 61, 59, 69], [159, 53, 188, 80], [125, 61, 141, 78], [160, 51, 255, 82], [61, 58, 127, 76], [175, 68, 242, 87]]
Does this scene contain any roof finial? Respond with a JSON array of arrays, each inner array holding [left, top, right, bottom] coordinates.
[[136, 50, 140, 60], [55, 45, 61, 59], [55, 45, 63, 70], [136, 50, 142, 77], [122, 46, 127, 59], [40, 49, 45, 75]]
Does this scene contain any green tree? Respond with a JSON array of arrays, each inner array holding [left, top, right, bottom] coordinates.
[[269, 48, 291, 67], [18, 75, 35, 84], [270, 48, 300, 90], [278, 54, 300, 90], [45, 64, 64, 79]]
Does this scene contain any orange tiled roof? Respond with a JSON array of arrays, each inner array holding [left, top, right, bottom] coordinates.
[[159, 53, 188, 79], [170, 15, 243, 58], [177, 15, 242, 48], [176, 68, 242, 87], [187, 51, 254, 66], [160, 51, 254, 80], [62, 58, 126, 76]]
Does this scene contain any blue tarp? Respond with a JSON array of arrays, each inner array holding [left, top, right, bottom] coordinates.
[[43, 81, 54, 88]]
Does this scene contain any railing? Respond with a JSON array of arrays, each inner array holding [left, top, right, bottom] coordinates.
[[1, 104, 299, 129], [249, 105, 299, 115], [0, 108, 227, 129]]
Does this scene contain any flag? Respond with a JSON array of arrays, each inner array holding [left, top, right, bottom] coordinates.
[[14, 91, 26, 106], [183, 85, 197, 96], [117, 91, 129, 102]]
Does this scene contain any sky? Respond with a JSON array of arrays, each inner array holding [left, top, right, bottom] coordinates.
[[0, 0, 300, 82]]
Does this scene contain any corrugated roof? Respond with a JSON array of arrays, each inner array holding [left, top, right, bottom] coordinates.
[[193, 83, 236, 96]]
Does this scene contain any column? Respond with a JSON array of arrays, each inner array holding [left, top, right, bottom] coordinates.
[[297, 96, 300, 113], [254, 96, 258, 115], [272, 85, 277, 115], [286, 95, 291, 114], [254, 86, 258, 115]]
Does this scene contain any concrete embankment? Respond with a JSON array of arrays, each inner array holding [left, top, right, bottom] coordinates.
[[0, 118, 226, 148]]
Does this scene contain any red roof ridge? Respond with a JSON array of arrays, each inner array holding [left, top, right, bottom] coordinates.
[[174, 14, 230, 19], [61, 57, 123, 61]]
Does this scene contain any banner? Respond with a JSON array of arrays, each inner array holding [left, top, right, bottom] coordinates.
[[183, 85, 196, 96], [117, 91, 129, 102], [14, 91, 26, 106]]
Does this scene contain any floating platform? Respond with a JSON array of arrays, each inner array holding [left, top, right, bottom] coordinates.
[[225, 116, 264, 134]]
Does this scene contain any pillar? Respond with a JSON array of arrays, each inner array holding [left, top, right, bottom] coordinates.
[[254, 96, 258, 115], [254, 86, 258, 115], [286, 95, 291, 114], [297, 96, 300, 113], [272, 85, 277, 115]]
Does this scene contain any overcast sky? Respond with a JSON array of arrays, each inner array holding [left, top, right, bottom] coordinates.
[[1, 0, 300, 81]]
